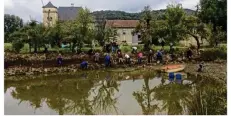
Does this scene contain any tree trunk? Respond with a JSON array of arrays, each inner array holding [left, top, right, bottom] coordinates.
[[72, 42, 76, 53], [34, 46, 37, 53], [195, 37, 200, 54], [29, 43, 31, 53], [188, 32, 200, 53], [34, 40, 38, 53]]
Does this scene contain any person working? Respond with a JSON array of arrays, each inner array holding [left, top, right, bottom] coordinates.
[[94, 52, 100, 63], [117, 51, 123, 64], [125, 53, 130, 64], [80, 61, 88, 69], [132, 47, 137, 54], [198, 62, 204, 72], [57, 54, 63, 65], [105, 53, 111, 67], [137, 52, 143, 64], [156, 50, 163, 63], [148, 49, 154, 63], [186, 48, 193, 60]]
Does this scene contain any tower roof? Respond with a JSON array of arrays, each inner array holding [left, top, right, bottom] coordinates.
[[42, 1, 57, 8]]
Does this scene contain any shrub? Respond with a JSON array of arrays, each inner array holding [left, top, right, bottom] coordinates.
[[200, 47, 227, 61], [12, 40, 24, 53], [120, 46, 131, 53]]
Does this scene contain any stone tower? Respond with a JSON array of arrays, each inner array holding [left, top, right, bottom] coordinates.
[[42, 2, 58, 27]]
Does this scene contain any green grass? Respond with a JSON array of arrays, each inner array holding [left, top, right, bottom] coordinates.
[[4, 43, 102, 53], [6, 42, 226, 54]]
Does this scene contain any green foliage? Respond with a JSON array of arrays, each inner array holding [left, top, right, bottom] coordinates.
[[198, 0, 227, 32], [95, 19, 106, 46], [4, 14, 23, 43], [104, 27, 118, 43], [164, 4, 186, 42], [62, 7, 95, 51], [120, 46, 131, 53], [208, 26, 226, 46], [135, 5, 154, 50], [200, 47, 227, 61], [12, 40, 24, 53], [92, 9, 195, 20]]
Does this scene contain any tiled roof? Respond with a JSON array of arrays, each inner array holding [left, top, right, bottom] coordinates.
[[43, 2, 57, 8], [105, 20, 139, 28], [58, 7, 82, 21]]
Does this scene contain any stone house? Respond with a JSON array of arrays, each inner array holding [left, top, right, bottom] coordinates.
[[105, 20, 141, 45]]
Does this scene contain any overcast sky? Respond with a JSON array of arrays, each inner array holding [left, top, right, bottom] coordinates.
[[4, 0, 199, 22]]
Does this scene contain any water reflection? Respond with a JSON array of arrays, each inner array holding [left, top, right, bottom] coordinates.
[[5, 70, 226, 115]]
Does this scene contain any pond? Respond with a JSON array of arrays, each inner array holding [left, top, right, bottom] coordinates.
[[4, 70, 227, 115]]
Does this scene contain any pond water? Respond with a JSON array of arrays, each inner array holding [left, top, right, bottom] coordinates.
[[4, 70, 226, 115]]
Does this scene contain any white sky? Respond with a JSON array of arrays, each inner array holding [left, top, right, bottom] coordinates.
[[4, 0, 199, 22]]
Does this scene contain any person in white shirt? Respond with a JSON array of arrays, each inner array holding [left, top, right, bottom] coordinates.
[[132, 47, 137, 54], [125, 54, 130, 64]]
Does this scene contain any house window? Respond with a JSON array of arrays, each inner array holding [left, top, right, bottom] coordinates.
[[138, 33, 141, 41], [47, 17, 52, 21], [123, 29, 126, 35]]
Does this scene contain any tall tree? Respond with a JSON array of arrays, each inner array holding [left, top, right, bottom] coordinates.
[[182, 15, 211, 51], [76, 7, 94, 50], [26, 21, 49, 53], [135, 6, 154, 51], [198, 0, 227, 32], [95, 17, 107, 47], [164, 4, 186, 43], [4, 14, 23, 42]]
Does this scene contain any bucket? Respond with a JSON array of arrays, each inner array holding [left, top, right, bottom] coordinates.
[[169, 72, 174, 81], [176, 73, 182, 80]]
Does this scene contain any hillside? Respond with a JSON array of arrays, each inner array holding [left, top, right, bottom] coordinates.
[[92, 9, 195, 20]]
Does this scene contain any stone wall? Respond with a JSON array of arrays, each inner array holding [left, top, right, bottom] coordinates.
[[116, 28, 139, 45], [43, 8, 58, 27]]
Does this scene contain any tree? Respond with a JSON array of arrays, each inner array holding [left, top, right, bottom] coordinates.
[[164, 4, 186, 43], [9, 30, 26, 53], [104, 27, 118, 43], [198, 0, 227, 32], [182, 15, 212, 51], [209, 26, 226, 46], [135, 6, 154, 51], [62, 20, 82, 52], [4, 14, 23, 42], [49, 21, 63, 48], [26, 20, 50, 53], [95, 18, 107, 47], [76, 7, 94, 50]]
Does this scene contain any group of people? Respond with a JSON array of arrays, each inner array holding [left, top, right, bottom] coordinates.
[[55, 43, 202, 71]]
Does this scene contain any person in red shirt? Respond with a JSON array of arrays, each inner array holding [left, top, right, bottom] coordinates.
[[137, 52, 143, 64]]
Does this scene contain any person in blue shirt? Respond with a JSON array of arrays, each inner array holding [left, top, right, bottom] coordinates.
[[105, 53, 111, 67], [156, 50, 163, 63], [80, 61, 88, 69]]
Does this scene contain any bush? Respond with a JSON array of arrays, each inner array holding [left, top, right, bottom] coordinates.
[[120, 46, 131, 53], [12, 41, 24, 53], [200, 47, 227, 61]]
